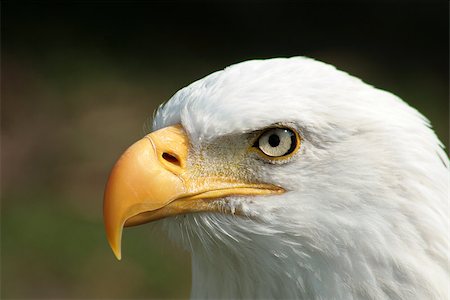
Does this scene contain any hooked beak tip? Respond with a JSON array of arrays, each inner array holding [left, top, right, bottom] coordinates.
[[113, 248, 122, 261], [105, 217, 124, 261], [109, 235, 122, 261]]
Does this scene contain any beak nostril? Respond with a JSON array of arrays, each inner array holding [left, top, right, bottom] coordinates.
[[162, 152, 181, 167]]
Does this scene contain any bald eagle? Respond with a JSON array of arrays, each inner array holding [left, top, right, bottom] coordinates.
[[104, 57, 449, 299]]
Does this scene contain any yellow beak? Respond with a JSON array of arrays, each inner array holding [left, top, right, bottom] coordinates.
[[103, 125, 283, 260]]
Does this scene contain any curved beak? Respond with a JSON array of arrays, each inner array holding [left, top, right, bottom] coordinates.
[[103, 125, 283, 260]]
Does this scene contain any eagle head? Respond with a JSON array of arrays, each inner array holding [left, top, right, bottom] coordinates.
[[104, 57, 449, 299]]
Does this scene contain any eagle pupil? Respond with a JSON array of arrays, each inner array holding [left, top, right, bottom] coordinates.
[[268, 134, 280, 147]]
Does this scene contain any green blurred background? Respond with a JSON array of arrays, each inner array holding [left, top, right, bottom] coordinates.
[[1, 2, 448, 299]]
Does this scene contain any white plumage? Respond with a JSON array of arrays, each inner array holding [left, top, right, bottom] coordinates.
[[148, 57, 449, 299]]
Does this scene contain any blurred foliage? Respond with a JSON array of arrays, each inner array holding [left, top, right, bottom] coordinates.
[[1, 2, 448, 299]]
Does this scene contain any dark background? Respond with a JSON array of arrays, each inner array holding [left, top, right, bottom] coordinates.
[[2, 2, 448, 299]]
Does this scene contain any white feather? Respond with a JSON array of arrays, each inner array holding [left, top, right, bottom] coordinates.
[[152, 57, 449, 299]]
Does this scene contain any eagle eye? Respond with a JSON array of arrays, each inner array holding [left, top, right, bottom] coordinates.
[[253, 127, 300, 159]]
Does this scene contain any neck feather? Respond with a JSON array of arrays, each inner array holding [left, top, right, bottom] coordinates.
[[162, 212, 448, 299]]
